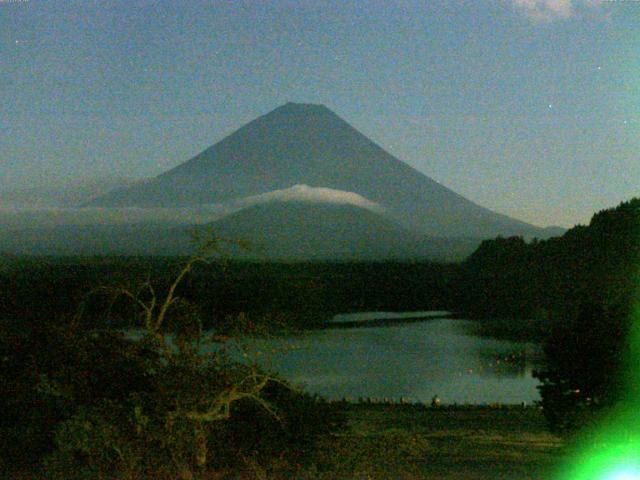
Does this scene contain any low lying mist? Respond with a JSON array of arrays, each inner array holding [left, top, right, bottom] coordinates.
[[0, 185, 384, 230], [0, 184, 385, 229], [0, 205, 229, 229]]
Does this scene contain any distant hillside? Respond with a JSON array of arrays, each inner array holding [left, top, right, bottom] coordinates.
[[89, 102, 557, 239], [200, 201, 479, 261], [0, 202, 479, 261], [457, 197, 640, 321], [0, 224, 193, 257]]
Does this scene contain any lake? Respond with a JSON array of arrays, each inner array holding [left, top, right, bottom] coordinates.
[[222, 312, 544, 405]]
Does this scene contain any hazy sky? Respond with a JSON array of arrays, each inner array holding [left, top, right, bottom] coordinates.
[[1, 0, 638, 227]]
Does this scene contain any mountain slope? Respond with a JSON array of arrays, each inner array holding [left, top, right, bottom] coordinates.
[[200, 201, 479, 261], [89, 103, 555, 238], [0, 202, 479, 260]]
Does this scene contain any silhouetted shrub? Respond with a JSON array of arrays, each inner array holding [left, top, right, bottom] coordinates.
[[534, 302, 631, 434], [1, 246, 345, 478]]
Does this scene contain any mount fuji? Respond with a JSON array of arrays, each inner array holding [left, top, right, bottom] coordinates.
[[89, 102, 560, 240]]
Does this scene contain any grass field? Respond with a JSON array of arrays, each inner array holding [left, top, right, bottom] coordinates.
[[3, 403, 570, 479], [305, 404, 566, 480]]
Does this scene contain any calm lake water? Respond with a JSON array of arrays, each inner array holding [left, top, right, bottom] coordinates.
[[225, 313, 544, 405]]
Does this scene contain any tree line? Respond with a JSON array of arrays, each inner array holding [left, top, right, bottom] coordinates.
[[456, 198, 640, 432]]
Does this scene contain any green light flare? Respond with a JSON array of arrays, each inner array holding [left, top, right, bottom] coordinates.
[[558, 437, 640, 480], [556, 307, 640, 479], [604, 466, 640, 480]]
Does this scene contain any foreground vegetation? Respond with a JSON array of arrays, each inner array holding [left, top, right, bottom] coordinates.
[[1, 245, 347, 479], [328, 403, 565, 479], [2, 198, 638, 476], [0, 245, 561, 479], [2, 391, 566, 479]]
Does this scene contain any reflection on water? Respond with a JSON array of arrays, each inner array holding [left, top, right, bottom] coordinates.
[[227, 315, 543, 405]]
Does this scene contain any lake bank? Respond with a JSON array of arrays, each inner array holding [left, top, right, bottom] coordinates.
[[304, 403, 566, 479]]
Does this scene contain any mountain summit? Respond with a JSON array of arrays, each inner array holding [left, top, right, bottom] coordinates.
[[89, 103, 553, 238]]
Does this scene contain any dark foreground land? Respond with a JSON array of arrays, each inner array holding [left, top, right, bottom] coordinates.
[[4, 403, 567, 479], [304, 404, 565, 480]]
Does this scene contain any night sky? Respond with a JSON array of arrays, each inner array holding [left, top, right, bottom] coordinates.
[[1, 0, 638, 227]]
